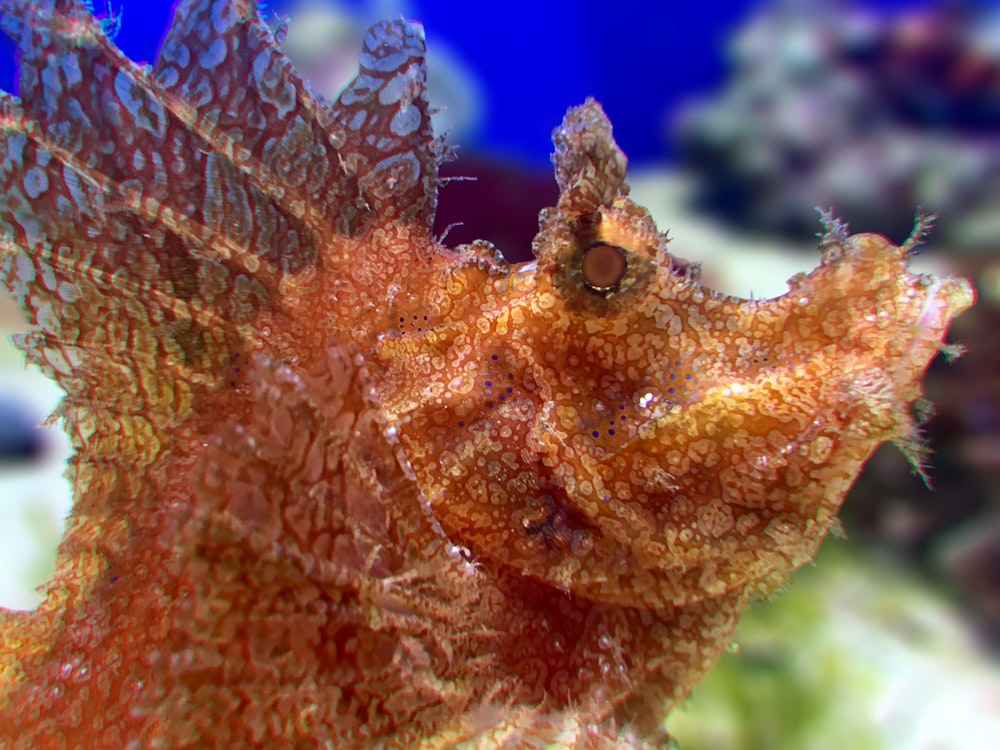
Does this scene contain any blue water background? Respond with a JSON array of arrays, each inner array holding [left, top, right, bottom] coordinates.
[[0, 0, 968, 167]]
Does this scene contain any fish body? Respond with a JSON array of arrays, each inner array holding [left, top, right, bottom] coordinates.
[[0, 1, 974, 747]]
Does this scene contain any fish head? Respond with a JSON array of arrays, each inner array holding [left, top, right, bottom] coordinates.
[[376, 100, 974, 609]]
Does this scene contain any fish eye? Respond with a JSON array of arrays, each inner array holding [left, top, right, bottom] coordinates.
[[581, 242, 628, 294]]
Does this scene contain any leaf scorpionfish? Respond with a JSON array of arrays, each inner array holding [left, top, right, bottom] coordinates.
[[0, 0, 974, 747]]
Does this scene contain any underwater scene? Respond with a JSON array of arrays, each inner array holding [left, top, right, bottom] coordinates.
[[0, 0, 997, 746]]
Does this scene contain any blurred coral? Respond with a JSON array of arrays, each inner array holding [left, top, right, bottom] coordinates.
[[674, 0, 1000, 249]]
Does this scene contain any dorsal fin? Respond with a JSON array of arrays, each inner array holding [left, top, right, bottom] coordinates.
[[0, 0, 447, 457], [332, 18, 444, 237], [0, 0, 284, 430], [153, 0, 356, 239]]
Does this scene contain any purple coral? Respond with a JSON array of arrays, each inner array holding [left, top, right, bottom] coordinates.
[[674, 0, 1000, 248]]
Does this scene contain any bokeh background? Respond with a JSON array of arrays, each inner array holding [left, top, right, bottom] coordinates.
[[1, 0, 998, 746]]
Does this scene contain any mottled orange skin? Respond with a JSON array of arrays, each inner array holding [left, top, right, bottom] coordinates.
[[0, 0, 974, 748]]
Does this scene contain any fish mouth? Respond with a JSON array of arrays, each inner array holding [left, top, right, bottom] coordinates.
[[842, 233, 974, 400], [901, 271, 974, 377]]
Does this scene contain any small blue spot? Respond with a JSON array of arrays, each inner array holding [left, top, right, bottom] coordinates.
[[458, 421, 465, 427], [668, 387, 676, 395], [486, 401, 494, 408], [592, 431, 600, 438], [608, 429, 616, 436], [491, 354, 498, 361], [485, 381, 492, 388]]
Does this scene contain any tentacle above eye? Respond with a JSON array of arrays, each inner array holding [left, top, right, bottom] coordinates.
[[551, 98, 629, 216]]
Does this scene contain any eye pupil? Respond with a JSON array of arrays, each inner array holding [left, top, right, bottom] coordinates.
[[582, 243, 628, 292]]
